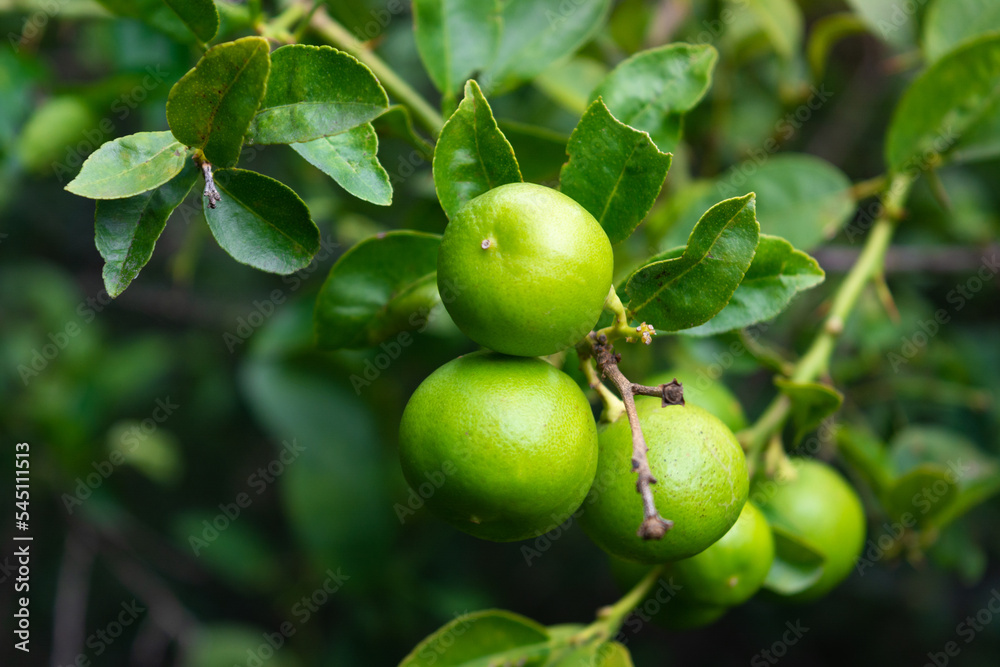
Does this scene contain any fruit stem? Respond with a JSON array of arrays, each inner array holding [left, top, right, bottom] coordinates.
[[739, 171, 916, 465], [572, 564, 666, 645], [304, 4, 446, 138], [581, 357, 626, 423], [591, 339, 677, 540], [595, 287, 643, 342]]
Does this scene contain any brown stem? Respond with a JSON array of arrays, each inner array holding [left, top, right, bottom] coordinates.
[[591, 336, 682, 540], [199, 159, 222, 208]]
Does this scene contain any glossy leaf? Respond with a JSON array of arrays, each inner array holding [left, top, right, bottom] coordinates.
[[314, 231, 442, 350], [774, 379, 843, 444], [625, 194, 759, 331], [412, 0, 501, 97], [94, 160, 199, 298], [164, 0, 219, 43], [886, 34, 1000, 171], [481, 0, 610, 95], [291, 124, 392, 205], [66, 131, 190, 199], [247, 44, 388, 145], [762, 524, 826, 596], [591, 43, 717, 153], [432, 80, 522, 219], [166, 36, 271, 167], [560, 99, 672, 245], [745, 0, 803, 59], [923, 0, 1000, 62], [399, 609, 551, 667], [682, 235, 824, 336], [204, 169, 319, 274]]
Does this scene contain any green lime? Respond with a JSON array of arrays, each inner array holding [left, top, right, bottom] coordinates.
[[645, 370, 747, 432], [752, 458, 866, 601], [663, 501, 774, 606], [398, 351, 598, 541], [580, 401, 749, 563], [436, 183, 614, 357]]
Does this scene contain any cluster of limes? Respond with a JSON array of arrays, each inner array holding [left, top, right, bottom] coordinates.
[[398, 184, 866, 625]]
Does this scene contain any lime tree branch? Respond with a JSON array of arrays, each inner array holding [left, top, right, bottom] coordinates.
[[591, 338, 682, 540], [304, 5, 446, 138], [740, 171, 916, 461], [572, 564, 667, 645]]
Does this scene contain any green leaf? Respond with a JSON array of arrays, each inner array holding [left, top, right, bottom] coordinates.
[[836, 424, 894, 494], [93, 0, 218, 43], [375, 105, 434, 157], [164, 0, 219, 43], [559, 99, 672, 245], [883, 464, 958, 525], [625, 194, 759, 331], [591, 43, 717, 153], [166, 36, 271, 167], [682, 235, 824, 336], [547, 642, 633, 667], [204, 169, 319, 274], [247, 44, 389, 145], [399, 610, 551, 667], [762, 524, 826, 596], [432, 80, 522, 219], [923, 0, 1000, 61], [846, 0, 917, 48], [412, 0, 501, 97], [241, 352, 392, 578], [15, 95, 97, 174], [744, 0, 804, 59], [66, 131, 191, 200], [932, 475, 1000, 529], [95, 160, 199, 298], [314, 231, 441, 350], [291, 123, 392, 205], [704, 154, 854, 252], [533, 57, 609, 115], [480, 0, 611, 96], [774, 379, 843, 444], [886, 34, 1000, 171]]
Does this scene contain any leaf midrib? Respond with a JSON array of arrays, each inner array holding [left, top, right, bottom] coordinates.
[[216, 179, 312, 256]]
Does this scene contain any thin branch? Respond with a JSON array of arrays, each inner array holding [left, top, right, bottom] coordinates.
[[591, 336, 683, 540], [199, 160, 221, 209]]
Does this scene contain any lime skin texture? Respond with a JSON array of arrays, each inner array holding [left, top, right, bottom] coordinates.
[[663, 500, 775, 607], [398, 351, 599, 542], [580, 400, 749, 563], [436, 182, 614, 357], [753, 458, 867, 601]]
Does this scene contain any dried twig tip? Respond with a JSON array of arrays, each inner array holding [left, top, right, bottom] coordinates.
[[638, 516, 673, 540], [661, 379, 684, 407]]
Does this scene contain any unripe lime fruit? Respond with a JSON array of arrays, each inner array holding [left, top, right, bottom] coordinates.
[[646, 370, 747, 432], [436, 183, 614, 357], [662, 501, 774, 607], [751, 458, 866, 601], [580, 401, 749, 563], [398, 351, 598, 541]]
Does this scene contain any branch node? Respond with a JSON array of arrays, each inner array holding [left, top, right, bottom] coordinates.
[[199, 160, 222, 208]]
